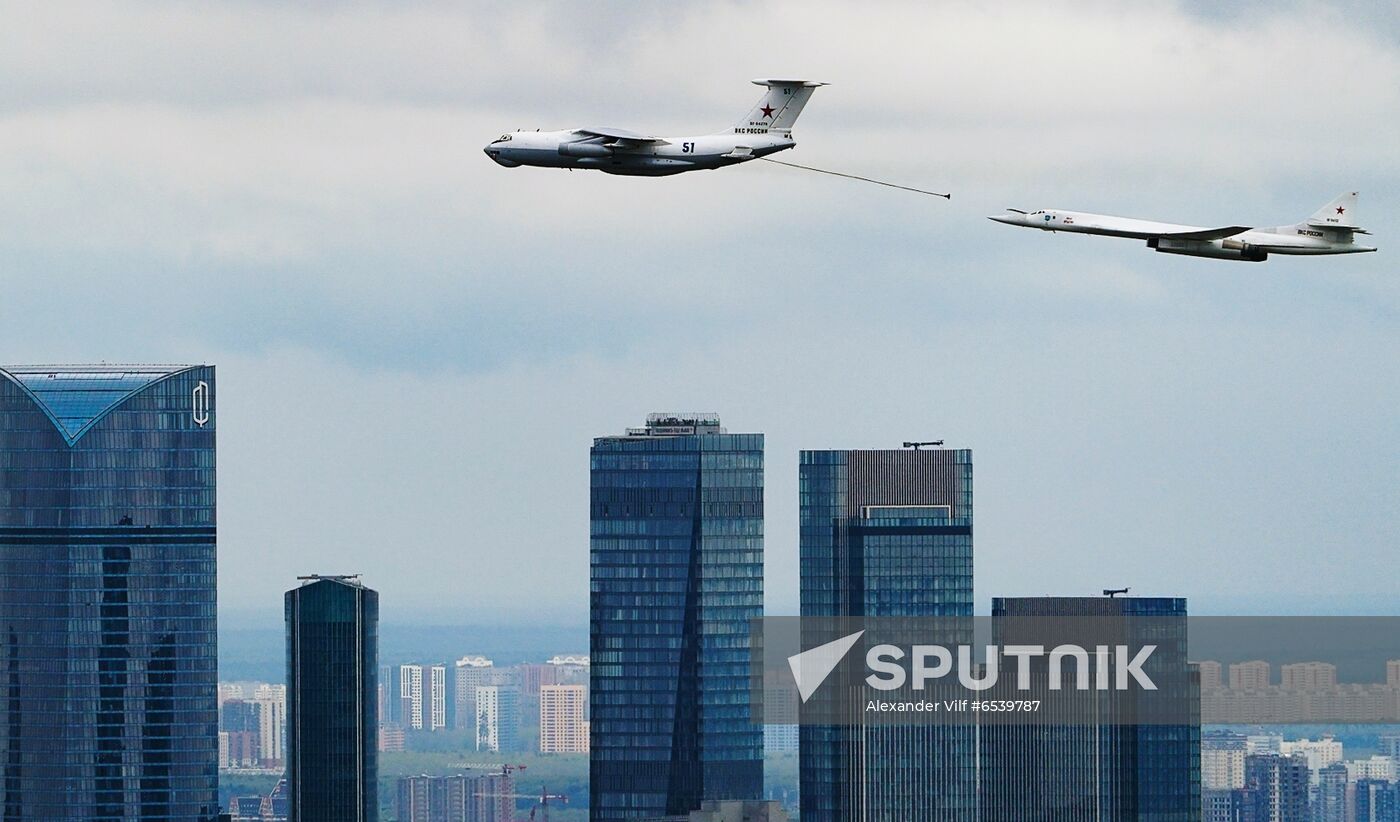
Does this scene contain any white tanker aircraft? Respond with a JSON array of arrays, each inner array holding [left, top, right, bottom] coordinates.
[[989, 193, 1376, 261], [483, 79, 826, 176]]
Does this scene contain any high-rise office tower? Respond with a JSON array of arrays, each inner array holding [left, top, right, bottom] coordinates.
[[798, 447, 974, 822], [591, 413, 764, 821], [539, 684, 588, 753], [285, 575, 378, 822], [979, 596, 1201, 821], [0, 364, 219, 820], [475, 685, 520, 753]]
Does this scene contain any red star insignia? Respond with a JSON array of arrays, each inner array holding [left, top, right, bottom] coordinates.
[[1336, 206, 1345, 214], [760, 104, 775, 118]]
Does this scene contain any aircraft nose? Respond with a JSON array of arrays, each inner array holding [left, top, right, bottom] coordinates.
[[988, 214, 1019, 225]]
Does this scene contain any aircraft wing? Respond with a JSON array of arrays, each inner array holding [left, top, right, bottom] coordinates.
[[577, 127, 670, 146], [1080, 216, 1253, 241], [1153, 226, 1252, 241]]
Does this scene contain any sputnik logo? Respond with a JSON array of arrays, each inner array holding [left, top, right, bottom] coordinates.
[[788, 631, 865, 702]]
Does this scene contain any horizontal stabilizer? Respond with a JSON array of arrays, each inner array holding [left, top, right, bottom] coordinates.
[[1159, 226, 1251, 241]]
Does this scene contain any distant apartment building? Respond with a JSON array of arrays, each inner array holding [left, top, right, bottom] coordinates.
[[453, 656, 496, 730], [523, 655, 591, 700], [1196, 660, 1224, 690], [1244, 754, 1309, 822], [1202, 731, 1250, 790], [1280, 662, 1337, 691], [228, 777, 290, 822], [1201, 789, 1260, 822], [1356, 778, 1400, 822], [392, 773, 516, 822], [539, 684, 588, 754], [396, 774, 479, 822], [221, 698, 263, 768], [378, 723, 406, 753], [253, 684, 287, 766], [476, 685, 521, 753], [1248, 735, 1284, 755], [1230, 661, 1272, 691], [1346, 755, 1397, 782], [1278, 737, 1342, 783], [1388, 659, 1400, 687], [1314, 763, 1348, 822]]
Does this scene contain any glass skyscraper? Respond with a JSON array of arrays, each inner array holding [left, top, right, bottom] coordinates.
[[980, 596, 1201, 821], [590, 413, 763, 822], [798, 447, 975, 822], [0, 364, 218, 820], [285, 575, 378, 822]]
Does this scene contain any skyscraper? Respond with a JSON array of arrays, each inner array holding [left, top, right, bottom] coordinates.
[[285, 575, 378, 822], [0, 364, 219, 820], [979, 596, 1201, 821], [798, 447, 974, 822], [591, 413, 764, 821]]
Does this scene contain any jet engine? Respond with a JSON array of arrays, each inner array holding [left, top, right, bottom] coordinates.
[[1148, 237, 1268, 262], [558, 139, 614, 158]]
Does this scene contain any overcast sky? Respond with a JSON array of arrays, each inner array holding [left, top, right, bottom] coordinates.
[[3, 1, 1397, 626]]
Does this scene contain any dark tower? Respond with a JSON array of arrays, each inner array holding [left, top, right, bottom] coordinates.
[[286, 575, 379, 822]]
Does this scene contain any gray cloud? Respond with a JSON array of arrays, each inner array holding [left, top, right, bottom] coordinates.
[[2, 0, 1397, 621]]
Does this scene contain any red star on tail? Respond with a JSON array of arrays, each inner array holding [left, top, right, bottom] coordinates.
[[1336, 206, 1346, 215], [760, 104, 775, 118]]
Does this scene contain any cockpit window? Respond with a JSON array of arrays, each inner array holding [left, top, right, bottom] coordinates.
[[493, 134, 512, 143]]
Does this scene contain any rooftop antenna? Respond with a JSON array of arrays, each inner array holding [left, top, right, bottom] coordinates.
[[1103, 587, 1130, 598], [298, 574, 362, 582], [903, 440, 945, 450]]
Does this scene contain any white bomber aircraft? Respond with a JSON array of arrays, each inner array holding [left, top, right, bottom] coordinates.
[[483, 79, 826, 176], [989, 193, 1376, 261]]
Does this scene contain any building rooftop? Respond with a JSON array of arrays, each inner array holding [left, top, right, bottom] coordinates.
[[621, 412, 727, 438], [1, 364, 201, 444]]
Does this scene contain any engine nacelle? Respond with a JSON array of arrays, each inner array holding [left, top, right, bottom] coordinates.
[[1148, 237, 1267, 262], [558, 139, 614, 158]]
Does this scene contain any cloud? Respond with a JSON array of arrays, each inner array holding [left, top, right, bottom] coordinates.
[[2, 1, 1397, 619]]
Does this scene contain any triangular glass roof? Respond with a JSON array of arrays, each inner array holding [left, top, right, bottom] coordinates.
[[2, 365, 194, 444]]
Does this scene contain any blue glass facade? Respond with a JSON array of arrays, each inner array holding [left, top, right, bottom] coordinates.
[[798, 448, 975, 822], [0, 364, 218, 820], [981, 596, 1201, 821], [285, 577, 378, 822], [590, 414, 763, 822]]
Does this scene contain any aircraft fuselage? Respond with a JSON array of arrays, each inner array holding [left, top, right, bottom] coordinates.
[[484, 129, 795, 176]]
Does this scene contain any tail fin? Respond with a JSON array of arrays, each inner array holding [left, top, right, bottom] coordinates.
[[735, 79, 828, 136], [1305, 192, 1361, 230]]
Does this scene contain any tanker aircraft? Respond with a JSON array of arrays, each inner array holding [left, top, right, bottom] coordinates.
[[483, 79, 826, 176]]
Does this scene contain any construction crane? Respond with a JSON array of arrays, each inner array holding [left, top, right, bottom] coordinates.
[[470, 786, 567, 822]]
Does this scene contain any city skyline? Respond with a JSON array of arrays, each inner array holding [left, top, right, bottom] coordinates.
[[4, 1, 1398, 625]]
